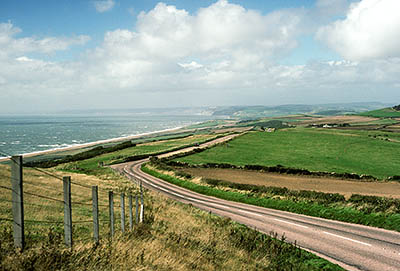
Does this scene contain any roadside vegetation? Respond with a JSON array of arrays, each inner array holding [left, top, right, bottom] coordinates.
[[175, 128, 400, 180], [143, 162, 400, 232]]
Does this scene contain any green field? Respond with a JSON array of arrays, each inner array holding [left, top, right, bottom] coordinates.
[[176, 128, 400, 179], [351, 118, 399, 126], [359, 108, 400, 118]]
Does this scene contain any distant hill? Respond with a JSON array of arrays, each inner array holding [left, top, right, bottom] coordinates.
[[359, 106, 400, 118], [212, 102, 392, 118]]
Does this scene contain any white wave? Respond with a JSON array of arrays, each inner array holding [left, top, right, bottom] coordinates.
[[19, 126, 184, 158]]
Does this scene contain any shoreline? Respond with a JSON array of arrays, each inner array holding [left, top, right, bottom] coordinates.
[[0, 126, 187, 162]]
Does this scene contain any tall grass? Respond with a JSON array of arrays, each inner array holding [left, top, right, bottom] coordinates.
[[0, 164, 137, 246]]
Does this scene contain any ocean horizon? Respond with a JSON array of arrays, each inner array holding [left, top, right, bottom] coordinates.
[[0, 113, 213, 158]]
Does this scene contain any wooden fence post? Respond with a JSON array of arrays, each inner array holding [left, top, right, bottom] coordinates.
[[63, 176, 72, 247], [135, 195, 139, 224], [128, 194, 133, 230], [11, 155, 24, 250], [121, 193, 125, 233], [109, 191, 114, 238], [92, 186, 99, 244]]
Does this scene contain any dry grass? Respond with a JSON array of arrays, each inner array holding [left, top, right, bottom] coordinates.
[[0, 164, 138, 243]]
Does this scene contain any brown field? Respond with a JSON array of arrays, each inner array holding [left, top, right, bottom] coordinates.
[[297, 115, 379, 125], [182, 168, 400, 199]]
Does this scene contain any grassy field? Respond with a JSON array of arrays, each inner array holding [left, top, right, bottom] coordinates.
[[359, 108, 400, 118], [350, 118, 399, 126], [176, 128, 400, 179]]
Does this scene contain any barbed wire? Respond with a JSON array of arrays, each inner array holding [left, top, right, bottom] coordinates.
[[24, 219, 63, 224], [0, 217, 13, 222], [0, 185, 12, 191], [71, 201, 92, 207], [0, 198, 61, 210], [23, 180, 63, 195], [24, 191, 64, 203], [28, 167, 63, 181]]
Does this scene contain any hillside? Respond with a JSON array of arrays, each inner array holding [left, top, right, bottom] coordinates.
[[359, 105, 400, 118]]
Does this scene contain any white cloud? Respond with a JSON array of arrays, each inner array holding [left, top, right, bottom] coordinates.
[[80, 0, 305, 92], [1, 1, 400, 113], [0, 22, 90, 56], [178, 61, 203, 71], [317, 0, 400, 60], [94, 0, 115, 13]]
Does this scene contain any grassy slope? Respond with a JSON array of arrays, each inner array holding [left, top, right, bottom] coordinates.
[[359, 108, 400, 118], [176, 128, 400, 179]]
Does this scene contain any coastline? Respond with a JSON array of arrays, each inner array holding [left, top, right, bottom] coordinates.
[[0, 126, 187, 163]]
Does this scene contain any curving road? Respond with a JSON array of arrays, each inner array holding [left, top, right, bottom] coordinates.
[[111, 136, 400, 271]]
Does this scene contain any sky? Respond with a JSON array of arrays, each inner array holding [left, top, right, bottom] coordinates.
[[0, 0, 400, 113]]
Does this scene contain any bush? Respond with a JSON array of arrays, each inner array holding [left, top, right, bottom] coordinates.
[[25, 141, 136, 168]]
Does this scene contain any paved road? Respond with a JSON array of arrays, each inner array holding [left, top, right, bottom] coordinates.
[[111, 136, 400, 271]]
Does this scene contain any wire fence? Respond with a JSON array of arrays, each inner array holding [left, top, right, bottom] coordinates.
[[0, 154, 144, 250]]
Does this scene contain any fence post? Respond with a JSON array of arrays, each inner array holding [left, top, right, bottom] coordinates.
[[121, 193, 125, 233], [140, 181, 144, 223], [11, 155, 24, 250], [63, 176, 72, 248], [92, 186, 99, 244], [128, 194, 133, 230], [109, 191, 114, 238], [135, 195, 139, 224]]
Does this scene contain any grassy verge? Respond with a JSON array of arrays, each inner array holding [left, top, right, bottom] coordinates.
[[175, 129, 400, 179], [142, 164, 400, 232]]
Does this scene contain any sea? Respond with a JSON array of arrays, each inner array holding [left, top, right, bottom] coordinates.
[[0, 113, 213, 158]]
